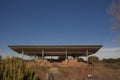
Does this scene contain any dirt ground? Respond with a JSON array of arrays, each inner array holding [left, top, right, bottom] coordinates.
[[60, 65, 120, 80], [26, 61, 120, 80]]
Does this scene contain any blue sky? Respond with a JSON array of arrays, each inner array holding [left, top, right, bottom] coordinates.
[[0, 0, 120, 59]]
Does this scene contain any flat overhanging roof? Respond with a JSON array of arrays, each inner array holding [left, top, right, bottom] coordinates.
[[8, 45, 102, 56]]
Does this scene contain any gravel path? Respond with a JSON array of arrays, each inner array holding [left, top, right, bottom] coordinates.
[[46, 67, 65, 80]]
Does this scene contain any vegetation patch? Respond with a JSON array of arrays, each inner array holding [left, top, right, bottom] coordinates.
[[58, 66, 66, 71], [0, 56, 41, 80]]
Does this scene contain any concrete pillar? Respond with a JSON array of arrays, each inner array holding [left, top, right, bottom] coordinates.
[[42, 49, 44, 59], [65, 49, 68, 59], [22, 49, 24, 59], [86, 49, 88, 64]]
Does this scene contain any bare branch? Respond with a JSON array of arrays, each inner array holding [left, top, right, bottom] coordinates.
[[107, 0, 120, 31]]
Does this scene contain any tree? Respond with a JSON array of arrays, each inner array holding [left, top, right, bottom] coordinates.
[[88, 56, 99, 64], [0, 54, 2, 59], [102, 58, 120, 64], [108, 0, 120, 30], [107, 0, 120, 41]]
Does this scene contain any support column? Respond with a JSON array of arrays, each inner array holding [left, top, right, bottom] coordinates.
[[65, 49, 68, 59], [22, 49, 24, 59], [34, 55, 37, 60], [86, 49, 88, 64], [42, 49, 44, 59]]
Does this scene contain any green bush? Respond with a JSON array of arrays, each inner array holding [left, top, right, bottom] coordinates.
[[102, 58, 120, 64], [58, 67, 65, 71], [78, 57, 85, 62], [0, 54, 2, 59], [0, 56, 40, 80], [88, 56, 99, 64]]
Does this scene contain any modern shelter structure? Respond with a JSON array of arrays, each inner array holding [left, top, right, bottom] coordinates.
[[9, 45, 102, 60]]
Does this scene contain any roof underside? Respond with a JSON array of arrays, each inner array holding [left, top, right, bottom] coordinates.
[[8, 45, 102, 56]]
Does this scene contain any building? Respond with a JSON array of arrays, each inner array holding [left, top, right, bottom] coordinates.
[[9, 45, 102, 61]]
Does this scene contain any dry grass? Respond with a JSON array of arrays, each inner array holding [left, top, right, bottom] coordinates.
[[93, 65, 120, 80], [26, 60, 120, 80], [59, 65, 120, 80]]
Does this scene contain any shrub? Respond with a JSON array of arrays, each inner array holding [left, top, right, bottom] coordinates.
[[88, 56, 99, 64], [78, 57, 85, 62], [0, 56, 40, 80], [102, 58, 120, 64], [0, 54, 2, 59]]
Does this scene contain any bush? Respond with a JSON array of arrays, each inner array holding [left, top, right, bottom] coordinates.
[[78, 57, 85, 62], [0, 54, 1, 59], [0, 56, 40, 80], [88, 56, 99, 64], [102, 58, 120, 64]]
